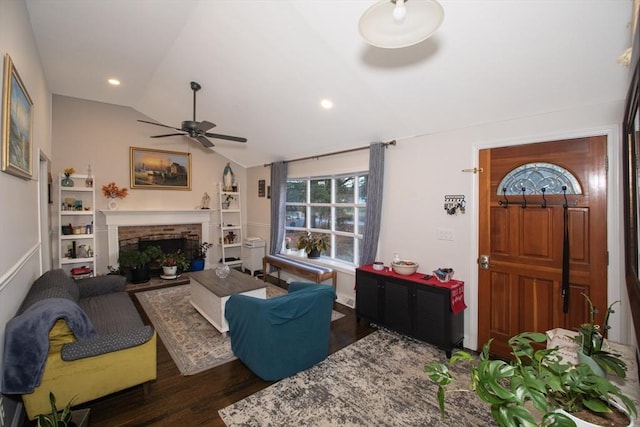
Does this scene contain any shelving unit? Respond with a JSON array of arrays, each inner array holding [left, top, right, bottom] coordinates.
[[58, 173, 96, 278], [217, 182, 243, 267]]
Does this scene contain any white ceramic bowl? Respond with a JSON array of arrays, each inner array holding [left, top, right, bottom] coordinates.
[[372, 262, 384, 271], [391, 260, 419, 275]]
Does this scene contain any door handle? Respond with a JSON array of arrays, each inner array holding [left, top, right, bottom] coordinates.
[[479, 254, 494, 270]]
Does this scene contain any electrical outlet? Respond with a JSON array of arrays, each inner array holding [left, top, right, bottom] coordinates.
[[437, 228, 455, 241]]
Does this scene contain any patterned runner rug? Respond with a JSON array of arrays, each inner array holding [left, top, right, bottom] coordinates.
[[219, 329, 496, 426], [136, 284, 344, 375]]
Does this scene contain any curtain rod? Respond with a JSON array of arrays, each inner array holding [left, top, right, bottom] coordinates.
[[263, 140, 396, 167]]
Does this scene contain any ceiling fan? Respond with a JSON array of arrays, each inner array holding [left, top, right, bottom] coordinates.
[[137, 81, 247, 148]]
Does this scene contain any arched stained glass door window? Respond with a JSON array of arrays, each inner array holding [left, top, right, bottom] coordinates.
[[496, 162, 582, 195]]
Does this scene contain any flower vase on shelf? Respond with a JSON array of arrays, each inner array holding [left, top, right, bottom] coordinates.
[[107, 199, 118, 210], [61, 174, 74, 187]]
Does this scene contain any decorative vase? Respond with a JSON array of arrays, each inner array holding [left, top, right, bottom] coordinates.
[[215, 264, 230, 279], [61, 175, 75, 187], [162, 266, 178, 277], [108, 199, 118, 210], [190, 259, 205, 272], [85, 165, 93, 187], [577, 348, 606, 377]]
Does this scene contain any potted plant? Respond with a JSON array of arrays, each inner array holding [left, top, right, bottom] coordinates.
[[37, 392, 88, 427], [576, 293, 627, 378], [190, 242, 213, 272], [162, 250, 189, 275], [297, 231, 330, 259], [143, 245, 164, 277], [425, 332, 637, 427], [118, 248, 152, 284]]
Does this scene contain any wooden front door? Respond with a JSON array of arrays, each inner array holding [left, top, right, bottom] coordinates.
[[478, 136, 608, 359]]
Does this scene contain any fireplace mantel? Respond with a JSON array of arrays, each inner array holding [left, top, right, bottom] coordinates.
[[101, 209, 213, 267]]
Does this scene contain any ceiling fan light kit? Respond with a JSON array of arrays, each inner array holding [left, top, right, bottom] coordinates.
[[137, 81, 247, 148], [359, 0, 444, 49]]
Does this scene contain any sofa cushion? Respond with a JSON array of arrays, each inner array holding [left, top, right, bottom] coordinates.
[[17, 269, 79, 315], [79, 293, 144, 335], [48, 319, 77, 352]]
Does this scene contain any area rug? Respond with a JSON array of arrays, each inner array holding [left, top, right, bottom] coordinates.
[[136, 284, 345, 376], [219, 329, 496, 427]]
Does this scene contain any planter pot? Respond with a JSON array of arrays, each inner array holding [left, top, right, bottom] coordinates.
[[190, 259, 205, 271], [162, 266, 178, 276], [129, 266, 150, 284], [557, 404, 632, 427], [308, 248, 321, 259]]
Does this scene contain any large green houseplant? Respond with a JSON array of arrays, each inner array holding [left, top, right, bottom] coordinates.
[[425, 332, 636, 427], [118, 246, 158, 284], [297, 231, 330, 259]]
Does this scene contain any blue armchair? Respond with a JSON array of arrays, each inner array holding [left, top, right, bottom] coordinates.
[[224, 282, 336, 381]]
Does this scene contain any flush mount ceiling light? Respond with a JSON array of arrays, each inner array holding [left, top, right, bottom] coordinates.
[[358, 0, 444, 49]]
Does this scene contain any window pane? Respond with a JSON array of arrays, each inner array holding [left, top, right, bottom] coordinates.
[[285, 206, 306, 227], [335, 235, 354, 263], [357, 207, 366, 233], [287, 180, 306, 203], [336, 207, 354, 232], [310, 179, 331, 203], [310, 206, 331, 230], [358, 175, 368, 204], [336, 176, 354, 203]]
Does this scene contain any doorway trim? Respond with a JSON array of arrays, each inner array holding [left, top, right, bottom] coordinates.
[[468, 124, 625, 350]]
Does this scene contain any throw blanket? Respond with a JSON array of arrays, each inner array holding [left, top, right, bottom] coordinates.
[[1, 298, 97, 394]]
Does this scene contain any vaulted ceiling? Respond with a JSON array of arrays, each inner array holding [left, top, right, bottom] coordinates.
[[25, 0, 634, 167]]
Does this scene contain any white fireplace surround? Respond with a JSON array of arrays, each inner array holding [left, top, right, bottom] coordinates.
[[101, 209, 213, 268]]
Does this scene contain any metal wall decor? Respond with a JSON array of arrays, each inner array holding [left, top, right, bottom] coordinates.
[[444, 195, 465, 215]]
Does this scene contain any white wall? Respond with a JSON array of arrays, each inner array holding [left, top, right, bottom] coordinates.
[[0, 0, 52, 372], [51, 95, 247, 274], [249, 99, 631, 351]]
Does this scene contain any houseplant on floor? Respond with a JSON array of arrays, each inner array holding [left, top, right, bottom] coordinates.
[[297, 231, 330, 259], [190, 242, 213, 271], [37, 392, 88, 427], [162, 250, 189, 276], [118, 248, 152, 284], [425, 332, 636, 427]]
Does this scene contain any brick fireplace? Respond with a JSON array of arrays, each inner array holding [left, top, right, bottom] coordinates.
[[102, 209, 213, 269]]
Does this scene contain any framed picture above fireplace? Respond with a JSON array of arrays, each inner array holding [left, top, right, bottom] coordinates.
[[130, 147, 192, 190]]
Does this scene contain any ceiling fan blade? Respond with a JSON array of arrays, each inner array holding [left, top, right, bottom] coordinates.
[[196, 120, 216, 132], [151, 133, 186, 138], [205, 133, 248, 143], [137, 119, 181, 131], [196, 135, 215, 148]]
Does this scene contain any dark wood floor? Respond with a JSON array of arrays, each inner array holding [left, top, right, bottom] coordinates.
[[27, 278, 375, 426]]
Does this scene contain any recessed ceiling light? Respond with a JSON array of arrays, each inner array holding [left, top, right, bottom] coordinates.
[[320, 99, 333, 109], [108, 78, 121, 86]]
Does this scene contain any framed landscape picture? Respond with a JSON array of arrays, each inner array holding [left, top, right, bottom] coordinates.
[[130, 147, 191, 190], [2, 54, 33, 179]]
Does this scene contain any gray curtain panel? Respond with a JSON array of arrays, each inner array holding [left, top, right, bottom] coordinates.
[[269, 161, 288, 255], [359, 142, 385, 266]]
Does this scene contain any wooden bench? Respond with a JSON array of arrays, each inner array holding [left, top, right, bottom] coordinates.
[[263, 254, 337, 289]]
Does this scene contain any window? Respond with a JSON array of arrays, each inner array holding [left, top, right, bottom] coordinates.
[[284, 173, 367, 264]]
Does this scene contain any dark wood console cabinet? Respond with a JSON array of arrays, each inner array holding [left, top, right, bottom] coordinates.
[[356, 266, 465, 357]]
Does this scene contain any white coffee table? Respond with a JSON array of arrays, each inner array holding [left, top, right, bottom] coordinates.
[[188, 268, 266, 334]]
